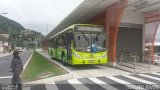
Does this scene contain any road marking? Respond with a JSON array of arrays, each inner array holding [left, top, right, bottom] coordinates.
[[45, 84, 59, 90], [20, 51, 33, 77], [48, 82, 55, 84], [106, 76, 145, 90], [106, 76, 132, 84], [89, 78, 119, 90], [0, 76, 12, 79], [68, 79, 82, 84], [152, 72, 160, 76], [139, 74, 160, 81], [89, 78, 106, 84], [123, 75, 155, 84], [0, 61, 5, 63], [68, 79, 89, 90], [23, 87, 30, 90], [23, 51, 33, 70]]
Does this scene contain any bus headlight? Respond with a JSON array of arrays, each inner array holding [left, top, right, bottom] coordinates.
[[102, 53, 107, 58], [73, 52, 82, 58]]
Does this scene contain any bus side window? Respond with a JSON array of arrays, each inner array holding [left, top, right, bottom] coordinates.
[[63, 34, 66, 48], [64, 33, 68, 46], [59, 36, 62, 48], [49, 39, 53, 48], [55, 38, 58, 48], [53, 38, 56, 48]]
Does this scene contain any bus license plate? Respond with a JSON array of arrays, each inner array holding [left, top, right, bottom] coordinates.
[[89, 60, 94, 63]]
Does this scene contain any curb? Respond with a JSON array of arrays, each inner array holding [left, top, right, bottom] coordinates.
[[23, 73, 73, 84], [21, 50, 33, 77], [37, 51, 71, 73], [23, 51, 73, 84], [23, 51, 33, 71]]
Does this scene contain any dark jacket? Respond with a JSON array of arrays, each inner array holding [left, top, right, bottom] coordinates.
[[10, 56, 23, 75]]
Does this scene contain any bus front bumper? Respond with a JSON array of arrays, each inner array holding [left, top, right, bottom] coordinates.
[[71, 58, 107, 65]]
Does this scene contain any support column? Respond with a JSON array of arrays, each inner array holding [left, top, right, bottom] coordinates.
[[145, 10, 160, 63], [106, 0, 128, 66], [86, 0, 128, 66]]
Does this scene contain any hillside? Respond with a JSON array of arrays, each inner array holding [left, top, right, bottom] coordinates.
[[0, 15, 43, 48], [0, 15, 25, 34]]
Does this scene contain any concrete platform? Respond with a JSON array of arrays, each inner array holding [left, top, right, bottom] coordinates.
[[38, 51, 131, 79]]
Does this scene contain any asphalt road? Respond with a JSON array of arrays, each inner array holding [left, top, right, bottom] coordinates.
[[24, 72, 160, 90], [0, 50, 32, 84]]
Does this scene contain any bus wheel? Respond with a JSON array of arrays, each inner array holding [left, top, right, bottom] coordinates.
[[62, 56, 67, 66]]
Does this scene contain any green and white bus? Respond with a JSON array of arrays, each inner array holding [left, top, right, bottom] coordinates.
[[48, 24, 108, 65]]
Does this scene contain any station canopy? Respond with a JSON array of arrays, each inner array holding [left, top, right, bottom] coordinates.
[[42, 0, 120, 40], [43, 0, 160, 41]]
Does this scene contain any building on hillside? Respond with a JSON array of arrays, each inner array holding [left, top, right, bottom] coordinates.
[[0, 34, 9, 53], [21, 29, 32, 35]]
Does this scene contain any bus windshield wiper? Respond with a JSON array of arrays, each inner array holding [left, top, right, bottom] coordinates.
[[82, 32, 89, 45]]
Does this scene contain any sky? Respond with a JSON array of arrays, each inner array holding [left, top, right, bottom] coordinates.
[[0, 0, 84, 35]]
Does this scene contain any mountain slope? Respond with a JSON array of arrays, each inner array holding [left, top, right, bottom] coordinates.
[[0, 15, 25, 34]]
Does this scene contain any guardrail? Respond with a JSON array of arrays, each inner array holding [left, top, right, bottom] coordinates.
[[118, 50, 153, 73]]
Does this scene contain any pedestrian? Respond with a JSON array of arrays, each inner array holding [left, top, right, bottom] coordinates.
[[10, 50, 23, 90]]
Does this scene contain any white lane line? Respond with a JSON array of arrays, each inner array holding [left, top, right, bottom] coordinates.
[[123, 75, 155, 84], [152, 72, 160, 76], [48, 82, 55, 84], [23, 52, 33, 70], [106, 76, 131, 84], [89, 78, 106, 84], [0, 61, 5, 63], [20, 51, 33, 77], [89, 78, 119, 90], [68, 79, 89, 90], [68, 79, 82, 84], [0, 76, 12, 79], [23, 87, 30, 90], [138, 74, 160, 81], [45, 84, 59, 90], [106, 76, 145, 90]]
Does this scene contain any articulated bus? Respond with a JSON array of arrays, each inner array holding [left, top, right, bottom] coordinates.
[[48, 24, 107, 65]]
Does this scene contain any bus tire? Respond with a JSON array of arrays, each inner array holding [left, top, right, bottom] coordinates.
[[62, 56, 67, 66], [62, 52, 67, 66]]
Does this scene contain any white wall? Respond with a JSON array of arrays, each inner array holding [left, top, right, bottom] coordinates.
[[121, 10, 145, 24]]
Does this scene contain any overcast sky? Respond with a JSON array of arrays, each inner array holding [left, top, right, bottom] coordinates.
[[0, 0, 84, 35]]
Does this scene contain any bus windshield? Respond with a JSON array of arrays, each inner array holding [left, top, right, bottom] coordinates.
[[74, 32, 106, 53]]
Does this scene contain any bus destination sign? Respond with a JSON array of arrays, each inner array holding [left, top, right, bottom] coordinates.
[[76, 26, 104, 32]]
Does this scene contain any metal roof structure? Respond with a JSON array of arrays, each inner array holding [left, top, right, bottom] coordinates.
[[42, 0, 160, 41], [42, 0, 120, 41], [127, 0, 160, 13]]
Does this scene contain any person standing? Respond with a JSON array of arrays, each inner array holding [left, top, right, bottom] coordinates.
[[10, 50, 23, 90]]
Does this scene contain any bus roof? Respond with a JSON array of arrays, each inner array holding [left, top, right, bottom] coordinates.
[[49, 24, 104, 39]]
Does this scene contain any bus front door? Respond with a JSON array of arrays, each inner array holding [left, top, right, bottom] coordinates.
[[67, 32, 72, 64]]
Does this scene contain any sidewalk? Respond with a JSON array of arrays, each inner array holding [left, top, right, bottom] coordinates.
[[0, 52, 12, 58]]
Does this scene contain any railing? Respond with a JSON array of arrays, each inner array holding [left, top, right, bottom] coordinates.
[[117, 50, 153, 73]]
